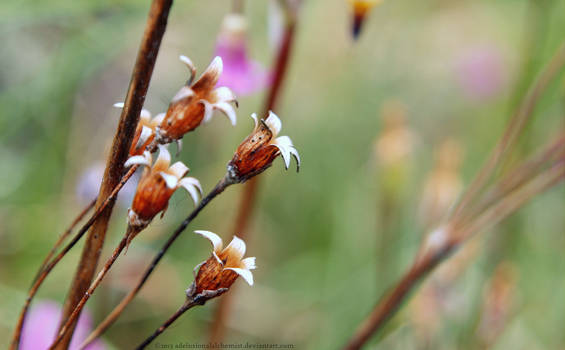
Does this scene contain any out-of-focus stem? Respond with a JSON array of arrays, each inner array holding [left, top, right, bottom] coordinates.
[[10, 165, 137, 350], [451, 42, 565, 225], [79, 176, 233, 350], [343, 141, 564, 350], [457, 134, 565, 230], [342, 42, 565, 348], [342, 156, 564, 350], [54, 1, 173, 348], [208, 8, 298, 343]]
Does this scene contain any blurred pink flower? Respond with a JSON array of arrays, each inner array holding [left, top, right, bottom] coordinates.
[[455, 45, 506, 101], [20, 301, 105, 350], [76, 162, 137, 208], [214, 14, 270, 97]]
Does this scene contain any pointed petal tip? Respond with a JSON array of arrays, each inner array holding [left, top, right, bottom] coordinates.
[[225, 267, 254, 286], [168, 161, 190, 179], [179, 55, 193, 65], [225, 235, 246, 259], [265, 110, 282, 135], [194, 230, 223, 251], [179, 177, 201, 206], [213, 102, 237, 126]]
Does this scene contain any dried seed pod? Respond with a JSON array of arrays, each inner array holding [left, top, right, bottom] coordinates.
[[126, 145, 203, 231], [186, 230, 256, 300], [156, 56, 238, 143], [227, 111, 300, 183]]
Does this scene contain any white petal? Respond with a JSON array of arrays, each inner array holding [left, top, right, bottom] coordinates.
[[168, 161, 189, 179], [224, 235, 246, 260], [241, 257, 256, 270], [113, 102, 125, 108], [155, 144, 171, 168], [179, 177, 203, 195], [274, 135, 293, 148], [213, 102, 237, 126], [159, 172, 178, 189], [175, 139, 183, 156], [225, 267, 254, 286], [124, 151, 151, 168], [272, 138, 291, 170], [171, 86, 195, 104], [178, 177, 202, 205], [136, 125, 153, 150], [179, 55, 195, 70], [213, 86, 237, 103], [264, 110, 281, 135], [203, 56, 223, 79], [250, 113, 258, 128], [152, 112, 166, 126], [195, 230, 224, 252], [140, 108, 151, 120], [289, 146, 301, 171], [192, 56, 223, 91], [199, 99, 214, 124]]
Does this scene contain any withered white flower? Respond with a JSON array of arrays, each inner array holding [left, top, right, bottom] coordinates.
[[114, 102, 165, 156], [188, 230, 256, 298], [227, 111, 300, 182], [156, 56, 238, 143], [125, 145, 202, 230]]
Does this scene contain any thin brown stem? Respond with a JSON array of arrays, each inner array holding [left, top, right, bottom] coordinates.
[[55, 1, 173, 348], [135, 300, 198, 349], [10, 165, 137, 350], [208, 11, 298, 344], [49, 227, 136, 350], [79, 176, 233, 350]]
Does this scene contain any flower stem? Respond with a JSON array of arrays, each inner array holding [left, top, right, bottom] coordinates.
[[135, 300, 198, 349], [10, 165, 137, 350], [48, 226, 137, 350], [78, 175, 233, 350], [54, 1, 173, 348]]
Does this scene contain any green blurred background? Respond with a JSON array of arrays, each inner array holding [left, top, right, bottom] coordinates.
[[1, 0, 564, 349]]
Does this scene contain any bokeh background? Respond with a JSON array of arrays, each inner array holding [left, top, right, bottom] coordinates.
[[1, 0, 565, 349]]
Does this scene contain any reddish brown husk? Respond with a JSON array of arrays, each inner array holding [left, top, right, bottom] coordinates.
[[228, 121, 280, 180], [159, 66, 219, 140], [160, 97, 206, 140], [131, 172, 174, 221], [194, 256, 239, 295]]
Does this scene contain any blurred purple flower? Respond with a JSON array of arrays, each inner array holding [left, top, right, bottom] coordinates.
[[455, 45, 506, 101], [76, 162, 137, 208], [214, 14, 270, 97], [20, 301, 105, 350]]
